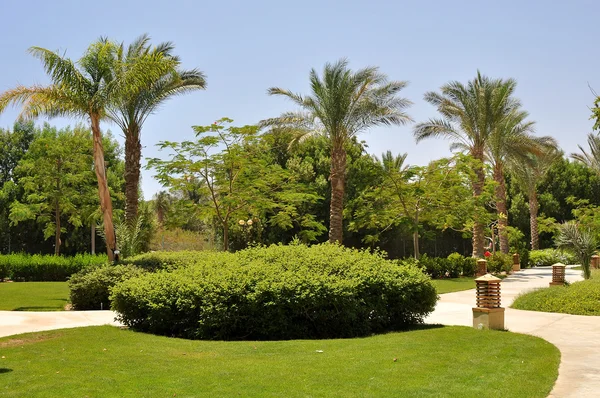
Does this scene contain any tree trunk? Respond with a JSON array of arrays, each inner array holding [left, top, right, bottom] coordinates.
[[91, 115, 116, 261], [124, 123, 141, 225], [223, 220, 229, 252], [54, 197, 60, 256], [471, 150, 486, 258], [91, 223, 96, 255], [328, 140, 346, 244], [494, 164, 509, 254], [529, 188, 539, 250], [413, 211, 420, 259]]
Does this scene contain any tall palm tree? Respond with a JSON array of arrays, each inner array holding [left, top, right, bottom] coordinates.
[[485, 110, 557, 253], [108, 34, 206, 224], [263, 59, 412, 243], [572, 133, 600, 175], [511, 148, 561, 250], [414, 72, 519, 257], [0, 40, 169, 260]]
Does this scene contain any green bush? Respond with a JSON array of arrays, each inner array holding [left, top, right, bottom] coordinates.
[[123, 250, 233, 271], [69, 265, 147, 310], [487, 252, 513, 274], [528, 249, 576, 267], [0, 253, 108, 281], [111, 244, 438, 340], [417, 253, 476, 278]]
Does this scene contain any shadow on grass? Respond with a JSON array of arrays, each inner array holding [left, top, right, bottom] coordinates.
[[0, 368, 12, 374], [13, 307, 63, 311]]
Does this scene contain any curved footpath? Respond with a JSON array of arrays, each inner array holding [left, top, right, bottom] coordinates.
[[0, 268, 597, 397], [425, 266, 600, 398]]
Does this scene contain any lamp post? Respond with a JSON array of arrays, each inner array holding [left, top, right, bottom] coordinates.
[[238, 219, 254, 247]]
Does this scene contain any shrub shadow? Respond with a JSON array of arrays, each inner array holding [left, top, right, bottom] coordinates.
[[0, 368, 12, 374]]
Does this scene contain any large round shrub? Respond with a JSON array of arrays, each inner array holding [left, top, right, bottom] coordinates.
[[69, 265, 147, 310], [111, 244, 438, 340]]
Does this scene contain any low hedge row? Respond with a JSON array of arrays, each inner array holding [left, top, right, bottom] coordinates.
[[415, 253, 477, 278], [0, 253, 108, 281], [528, 249, 576, 267], [110, 244, 438, 340]]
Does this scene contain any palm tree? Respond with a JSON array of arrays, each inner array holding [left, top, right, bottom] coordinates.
[[486, 110, 557, 253], [414, 72, 519, 257], [511, 148, 561, 250], [263, 59, 412, 243], [572, 133, 600, 175], [108, 34, 206, 224], [0, 40, 169, 261], [153, 190, 172, 226], [556, 221, 597, 279]]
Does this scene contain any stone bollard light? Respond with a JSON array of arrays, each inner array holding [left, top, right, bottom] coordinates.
[[591, 255, 600, 269], [549, 263, 566, 287], [512, 253, 520, 271], [472, 274, 505, 330], [476, 259, 487, 277]]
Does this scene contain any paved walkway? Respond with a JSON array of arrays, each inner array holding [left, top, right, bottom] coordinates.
[[426, 267, 600, 398], [0, 310, 120, 338]]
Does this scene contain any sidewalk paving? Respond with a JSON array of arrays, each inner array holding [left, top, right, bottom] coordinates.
[[0, 310, 120, 339], [426, 266, 600, 398]]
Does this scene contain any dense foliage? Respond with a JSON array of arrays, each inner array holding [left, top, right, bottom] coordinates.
[[0, 253, 107, 281], [69, 264, 146, 310], [111, 244, 438, 340], [528, 249, 577, 267], [417, 253, 476, 278]]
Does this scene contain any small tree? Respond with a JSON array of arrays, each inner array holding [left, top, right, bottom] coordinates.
[[555, 221, 597, 279]]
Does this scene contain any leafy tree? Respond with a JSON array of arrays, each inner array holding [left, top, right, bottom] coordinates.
[[263, 59, 412, 244], [414, 72, 520, 257], [0, 39, 171, 260], [9, 126, 95, 254], [108, 34, 206, 223], [149, 118, 320, 251]]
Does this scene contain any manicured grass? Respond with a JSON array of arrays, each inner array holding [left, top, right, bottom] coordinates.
[[511, 270, 600, 315], [0, 325, 559, 397], [0, 282, 69, 311], [431, 277, 475, 294]]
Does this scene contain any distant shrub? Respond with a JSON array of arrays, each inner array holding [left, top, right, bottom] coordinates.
[[123, 250, 233, 271], [149, 228, 213, 252], [111, 243, 438, 340], [528, 249, 576, 267], [69, 265, 147, 310], [487, 252, 513, 274], [0, 253, 107, 281], [417, 253, 476, 278]]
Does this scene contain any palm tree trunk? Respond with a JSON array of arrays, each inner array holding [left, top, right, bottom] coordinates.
[[54, 197, 60, 256], [329, 140, 346, 244], [91, 115, 116, 261], [494, 164, 509, 254], [529, 188, 539, 250], [413, 211, 420, 259], [124, 124, 141, 225], [471, 151, 485, 258]]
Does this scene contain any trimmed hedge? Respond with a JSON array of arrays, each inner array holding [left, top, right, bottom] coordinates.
[[111, 244, 438, 340], [528, 249, 576, 267], [122, 250, 233, 271], [487, 253, 513, 274], [0, 253, 108, 281], [417, 253, 476, 278], [69, 264, 147, 310]]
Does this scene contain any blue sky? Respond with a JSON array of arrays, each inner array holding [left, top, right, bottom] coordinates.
[[0, 0, 597, 198]]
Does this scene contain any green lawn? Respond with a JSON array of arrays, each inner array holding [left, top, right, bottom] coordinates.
[[511, 269, 600, 315], [0, 325, 558, 397], [431, 277, 475, 294], [0, 282, 69, 311]]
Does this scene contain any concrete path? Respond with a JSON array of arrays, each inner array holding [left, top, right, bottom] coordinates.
[[426, 267, 600, 398], [0, 310, 120, 338]]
